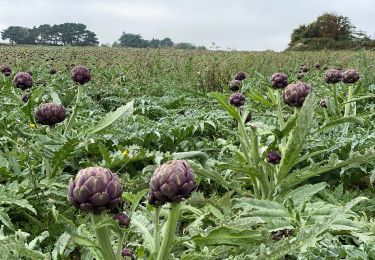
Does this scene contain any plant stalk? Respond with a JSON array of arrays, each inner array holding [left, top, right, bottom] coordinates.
[[64, 85, 83, 136], [154, 207, 161, 256], [91, 214, 116, 260], [342, 84, 354, 136], [157, 203, 181, 260]]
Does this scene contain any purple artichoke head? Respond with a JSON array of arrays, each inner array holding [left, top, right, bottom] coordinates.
[[68, 167, 123, 213], [148, 160, 196, 206], [315, 63, 321, 69], [71, 65, 91, 85], [228, 79, 241, 91], [342, 69, 359, 84], [0, 64, 11, 76], [229, 93, 245, 107], [235, 71, 246, 81], [283, 82, 312, 107], [122, 248, 135, 259], [325, 69, 342, 84], [266, 151, 281, 164], [35, 103, 66, 127], [13, 72, 33, 90], [113, 213, 130, 228], [270, 72, 288, 89], [50, 68, 57, 75]]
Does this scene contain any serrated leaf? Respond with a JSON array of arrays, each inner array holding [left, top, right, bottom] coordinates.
[[192, 226, 265, 247], [52, 232, 71, 260], [81, 99, 134, 136], [0, 208, 14, 231], [281, 183, 327, 206]]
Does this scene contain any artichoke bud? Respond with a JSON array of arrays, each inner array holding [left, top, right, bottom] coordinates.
[[325, 69, 342, 84], [229, 93, 245, 107], [0, 64, 11, 76], [148, 160, 196, 206], [35, 102, 66, 127], [113, 212, 130, 228], [342, 69, 359, 84], [270, 72, 288, 89], [13, 72, 33, 90], [266, 151, 281, 164], [71, 65, 91, 85], [234, 71, 246, 81], [228, 79, 241, 91], [68, 167, 123, 213], [282, 82, 312, 107]]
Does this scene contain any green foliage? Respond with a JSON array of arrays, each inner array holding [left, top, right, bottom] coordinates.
[[0, 46, 374, 259]]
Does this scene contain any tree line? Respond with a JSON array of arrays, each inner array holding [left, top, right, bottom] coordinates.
[[113, 32, 206, 49], [1, 23, 99, 46], [288, 13, 375, 50], [1, 24, 205, 49]]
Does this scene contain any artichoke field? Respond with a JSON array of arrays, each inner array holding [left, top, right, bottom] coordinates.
[[0, 46, 375, 259]]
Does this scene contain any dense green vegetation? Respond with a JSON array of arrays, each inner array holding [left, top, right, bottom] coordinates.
[[1, 46, 375, 259]]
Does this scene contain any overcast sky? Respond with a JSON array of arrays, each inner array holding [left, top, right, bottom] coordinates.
[[0, 0, 374, 51]]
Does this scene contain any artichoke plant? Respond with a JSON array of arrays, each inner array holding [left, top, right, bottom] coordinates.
[[283, 82, 312, 107], [270, 72, 288, 89], [71, 65, 91, 85], [235, 71, 246, 81], [0, 64, 11, 76], [229, 93, 246, 107], [122, 248, 135, 259], [342, 69, 360, 84], [148, 160, 196, 206], [50, 68, 57, 75], [13, 72, 33, 90], [266, 151, 281, 164], [68, 167, 123, 213], [325, 69, 342, 84], [113, 212, 130, 228], [35, 103, 66, 127], [320, 99, 327, 108], [228, 79, 241, 91]]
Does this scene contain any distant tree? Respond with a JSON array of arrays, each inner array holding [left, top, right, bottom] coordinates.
[[119, 32, 147, 47], [149, 38, 161, 48], [288, 13, 373, 50], [1, 26, 34, 44], [1, 23, 98, 46], [174, 42, 196, 49], [117, 31, 202, 49], [160, 37, 174, 47]]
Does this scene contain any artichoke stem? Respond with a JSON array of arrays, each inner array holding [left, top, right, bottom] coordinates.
[[154, 207, 161, 256], [157, 203, 181, 260], [64, 85, 83, 136], [333, 84, 339, 116], [91, 214, 116, 260], [342, 84, 354, 137]]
